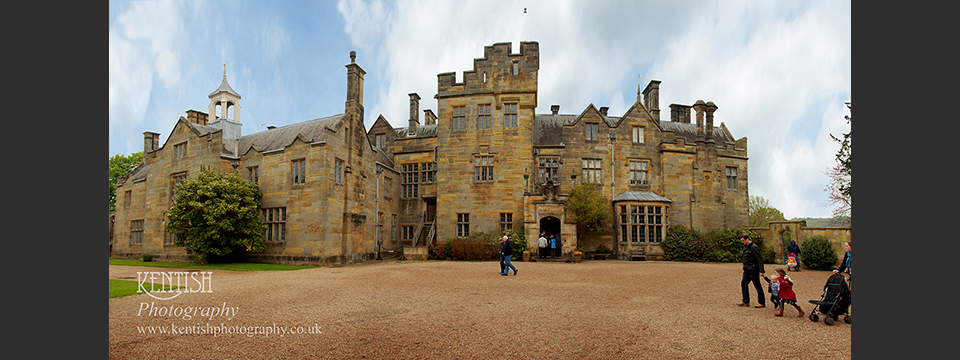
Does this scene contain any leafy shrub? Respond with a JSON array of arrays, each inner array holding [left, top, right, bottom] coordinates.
[[761, 248, 777, 264], [800, 235, 839, 270], [596, 244, 611, 253], [709, 249, 738, 263], [661, 225, 712, 262], [428, 233, 499, 260], [140, 253, 153, 262]]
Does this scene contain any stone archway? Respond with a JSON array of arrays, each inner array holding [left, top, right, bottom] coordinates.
[[539, 216, 561, 239]]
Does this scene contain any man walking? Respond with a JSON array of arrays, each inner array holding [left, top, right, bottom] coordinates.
[[737, 233, 766, 308], [499, 236, 518, 276]]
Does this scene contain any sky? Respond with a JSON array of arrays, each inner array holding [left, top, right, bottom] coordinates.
[[108, 0, 851, 220]]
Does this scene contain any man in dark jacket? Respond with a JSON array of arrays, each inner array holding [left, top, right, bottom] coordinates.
[[499, 236, 518, 276], [737, 234, 766, 308], [786, 240, 802, 271]]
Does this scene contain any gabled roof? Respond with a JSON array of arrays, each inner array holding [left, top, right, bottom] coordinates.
[[659, 121, 735, 145], [613, 191, 672, 203], [237, 114, 344, 155]]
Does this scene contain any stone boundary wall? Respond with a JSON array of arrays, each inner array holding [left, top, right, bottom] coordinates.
[[750, 220, 851, 267]]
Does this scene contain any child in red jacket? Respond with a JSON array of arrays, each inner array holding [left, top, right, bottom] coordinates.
[[774, 268, 805, 317]]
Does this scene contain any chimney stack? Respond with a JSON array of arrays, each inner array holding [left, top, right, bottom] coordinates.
[[423, 109, 437, 125], [551, 105, 560, 115], [670, 104, 691, 124], [705, 101, 717, 143], [143, 131, 160, 154], [408, 93, 420, 135], [694, 100, 706, 142], [642, 80, 661, 121], [599, 106, 609, 116], [345, 51, 365, 107]]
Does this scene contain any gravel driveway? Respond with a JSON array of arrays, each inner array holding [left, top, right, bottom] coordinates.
[[109, 260, 851, 359]]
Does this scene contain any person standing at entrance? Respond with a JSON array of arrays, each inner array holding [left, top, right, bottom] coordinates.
[[500, 236, 517, 276], [548, 235, 557, 259], [554, 234, 563, 258], [737, 233, 766, 308], [537, 232, 548, 260]]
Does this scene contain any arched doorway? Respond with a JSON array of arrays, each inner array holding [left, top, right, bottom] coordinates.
[[539, 216, 561, 258]]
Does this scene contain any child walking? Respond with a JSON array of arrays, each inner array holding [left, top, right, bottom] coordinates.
[[773, 268, 805, 317], [763, 274, 781, 309]]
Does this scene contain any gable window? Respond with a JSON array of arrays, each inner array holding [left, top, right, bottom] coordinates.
[[457, 213, 470, 237], [726, 167, 738, 190], [538, 157, 559, 183], [629, 160, 649, 185], [421, 162, 435, 183], [512, 61, 519, 75], [402, 163, 419, 198], [585, 123, 599, 141], [503, 103, 518, 128], [261, 207, 286, 242], [376, 133, 387, 149], [632, 126, 645, 144], [130, 220, 144, 245], [174, 142, 188, 159], [478, 104, 491, 129], [582, 158, 602, 184], [335, 158, 344, 186], [499, 213, 513, 234], [247, 166, 259, 183], [475, 155, 494, 182], [452, 106, 466, 131], [292, 159, 306, 184]]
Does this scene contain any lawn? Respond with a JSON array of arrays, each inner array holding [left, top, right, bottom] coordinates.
[[109, 258, 317, 271], [109, 279, 182, 298]]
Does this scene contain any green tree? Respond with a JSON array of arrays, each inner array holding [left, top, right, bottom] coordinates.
[[748, 195, 786, 227], [826, 101, 851, 226], [108, 151, 143, 212], [564, 182, 611, 240], [166, 168, 266, 263]]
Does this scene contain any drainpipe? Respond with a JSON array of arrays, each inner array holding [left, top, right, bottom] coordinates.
[[375, 164, 383, 260], [609, 132, 616, 199]]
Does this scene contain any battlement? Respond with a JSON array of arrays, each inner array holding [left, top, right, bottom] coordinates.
[[437, 41, 539, 98]]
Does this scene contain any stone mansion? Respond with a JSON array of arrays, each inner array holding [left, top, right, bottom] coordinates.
[[110, 41, 749, 264]]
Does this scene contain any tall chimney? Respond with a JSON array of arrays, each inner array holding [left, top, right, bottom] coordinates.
[[551, 105, 560, 115], [705, 101, 717, 143], [694, 100, 706, 143], [642, 80, 661, 121], [408, 93, 420, 135], [345, 51, 365, 107]]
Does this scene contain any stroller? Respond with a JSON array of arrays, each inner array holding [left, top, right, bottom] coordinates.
[[786, 253, 799, 271], [808, 272, 851, 325]]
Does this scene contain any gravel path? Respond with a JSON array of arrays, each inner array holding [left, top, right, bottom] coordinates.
[[109, 260, 851, 359]]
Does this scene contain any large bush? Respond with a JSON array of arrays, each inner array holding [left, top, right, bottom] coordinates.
[[166, 168, 266, 263], [661, 225, 712, 262], [800, 235, 839, 270], [428, 233, 499, 260]]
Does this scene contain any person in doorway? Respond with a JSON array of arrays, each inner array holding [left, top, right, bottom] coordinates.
[[737, 233, 766, 308], [499, 236, 518, 276], [538, 232, 548, 260], [548, 235, 557, 259], [553, 234, 563, 258], [786, 240, 802, 271]]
